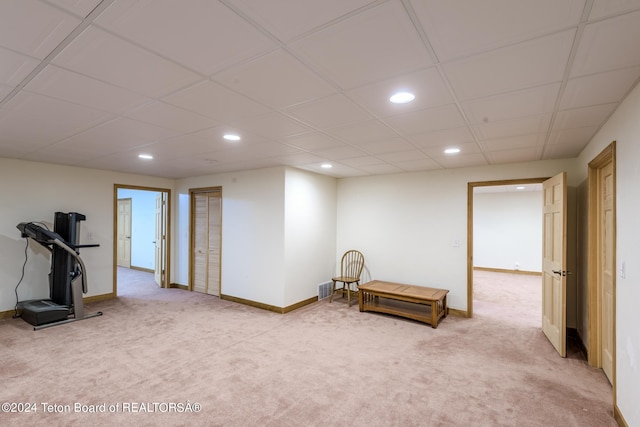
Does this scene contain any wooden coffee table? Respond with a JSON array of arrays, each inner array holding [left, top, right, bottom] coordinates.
[[358, 280, 448, 328]]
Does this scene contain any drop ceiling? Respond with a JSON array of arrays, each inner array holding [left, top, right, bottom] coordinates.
[[1, 0, 639, 179]]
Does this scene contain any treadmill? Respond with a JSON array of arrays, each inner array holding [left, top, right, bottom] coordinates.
[[16, 212, 102, 330]]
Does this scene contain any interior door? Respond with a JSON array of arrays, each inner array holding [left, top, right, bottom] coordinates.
[[117, 198, 132, 268], [600, 161, 614, 382], [191, 189, 221, 296], [154, 192, 166, 287], [542, 172, 567, 357]]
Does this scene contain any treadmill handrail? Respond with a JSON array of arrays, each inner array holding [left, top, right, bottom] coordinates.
[[52, 238, 88, 294]]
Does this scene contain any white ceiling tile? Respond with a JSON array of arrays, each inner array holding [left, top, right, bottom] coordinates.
[[125, 101, 219, 133], [462, 83, 561, 124], [481, 133, 547, 151], [0, 92, 112, 149], [229, 112, 313, 139], [214, 49, 337, 108], [340, 156, 386, 167], [547, 126, 599, 145], [571, 9, 640, 76], [275, 152, 326, 166], [0, 0, 80, 58], [552, 103, 617, 130], [542, 140, 587, 158], [346, 67, 454, 117], [225, 0, 377, 42], [474, 115, 552, 140], [163, 80, 270, 123], [281, 133, 344, 152], [421, 141, 482, 158], [53, 117, 179, 154], [296, 162, 368, 177], [589, 0, 640, 20], [0, 84, 12, 100], [95, 0, 277, 75], [312, 145, 367, 160], [356, 163, 404, 175], [45, 0, 103, 17], [0, 47, 41, 87], [141, 134, 229, 161], [327, 119, 399, 144], [488, 147, 544, 164], [432, 152, 488, 168], [354, 137, 415, 155], [385, 104, 467, 136], [25, 65, 150, 114], [377, 149, 428, 163], [561, 67, 640, 109], [284, 94, 373, 129], [412, 0, 585, 61], [407, 127, 476, 149], [443, 30, 574, 101], [394, 157, 442, 171], [288, 1, 434, 89], [52, 26, 202, 97]]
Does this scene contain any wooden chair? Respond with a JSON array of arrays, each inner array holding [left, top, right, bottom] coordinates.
[[329, 250, 365, 307]]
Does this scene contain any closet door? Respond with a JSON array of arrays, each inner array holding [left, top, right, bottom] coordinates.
[[191, 189, 221, 296]]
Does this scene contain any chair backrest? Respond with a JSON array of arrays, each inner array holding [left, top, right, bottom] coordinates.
[[340, 250, 365, 279]]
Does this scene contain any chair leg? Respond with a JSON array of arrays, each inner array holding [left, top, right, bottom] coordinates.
[[329, 280, 336, 302], [347, 282, 351, 307]]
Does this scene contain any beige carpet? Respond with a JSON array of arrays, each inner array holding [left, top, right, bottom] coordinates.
[[0, 268, 615, 426]]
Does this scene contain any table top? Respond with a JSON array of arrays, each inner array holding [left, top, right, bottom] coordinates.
[[358, 280, 448, 301]]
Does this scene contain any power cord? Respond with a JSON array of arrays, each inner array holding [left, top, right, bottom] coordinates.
[[13, 237, 30, 319]]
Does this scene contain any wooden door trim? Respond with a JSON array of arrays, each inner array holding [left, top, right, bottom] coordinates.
[[587, 142, 616, 398], [467, 177, 549, 317], [189, 187, 222, 294], [113, 185, 172, 296]]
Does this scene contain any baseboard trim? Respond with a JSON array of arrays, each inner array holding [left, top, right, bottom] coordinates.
[[130, 266, 154, 274], [170, 283, 189, 290], [448, 308, 468, 318], [473, 266, 542, 276], [614, 404, 628, 427], [220, 294, 318, 314]]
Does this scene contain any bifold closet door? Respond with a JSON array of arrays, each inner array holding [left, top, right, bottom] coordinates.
[[192, 191, 221, 296]]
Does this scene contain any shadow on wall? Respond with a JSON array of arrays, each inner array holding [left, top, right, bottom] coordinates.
[[1, 230, 53, 305]]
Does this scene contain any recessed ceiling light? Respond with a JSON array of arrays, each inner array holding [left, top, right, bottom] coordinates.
[[223, 133, 241, 141], [444, 148, 461, 154], [138, 154, 153, 160], [389, 92, 415, 104], [516, 186, 526, 190], [321, 163, 333, 169]]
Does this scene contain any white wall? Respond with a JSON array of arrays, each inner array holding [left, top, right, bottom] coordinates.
[[576, 81, 640, 427], [283, 168, 337, 306], [473, 190, 542, 272], [174, 167, 286, 307], [0, 158, 173, 313], [336, 159, 579, 312]]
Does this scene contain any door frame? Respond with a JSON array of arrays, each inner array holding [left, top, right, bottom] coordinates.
[[113, 184, 172, 295], [467, 177, 549, 317], [587, 142, 616, 397], [189, 186, 222, 295]]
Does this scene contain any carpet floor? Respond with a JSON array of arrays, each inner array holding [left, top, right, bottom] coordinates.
[[0, 268, 615, 426]]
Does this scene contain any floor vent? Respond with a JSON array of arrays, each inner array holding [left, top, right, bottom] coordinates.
[[318, 281, 333, 300]]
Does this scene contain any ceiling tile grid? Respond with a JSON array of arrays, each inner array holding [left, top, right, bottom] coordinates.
[[0, 0, 640, 178]]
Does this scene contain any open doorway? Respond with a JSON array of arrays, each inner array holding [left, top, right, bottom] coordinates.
[[472, 182, 543, 327], [113, 184, 171, 296], [467, 178, 547, 319]]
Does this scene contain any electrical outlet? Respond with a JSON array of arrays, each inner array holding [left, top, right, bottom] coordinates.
[[515, 262, 520, 270], [620, 261, 626, 279]]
